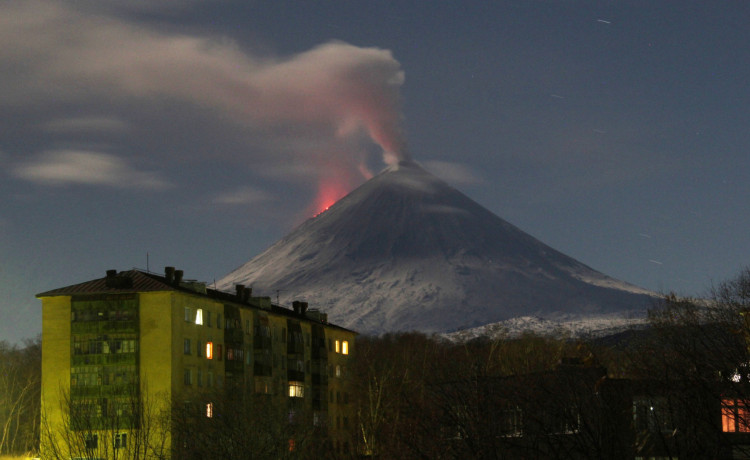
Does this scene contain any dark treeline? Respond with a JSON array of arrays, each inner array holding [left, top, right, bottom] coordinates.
[[11, 268, 750, 458], [344, 268, 750, 459]]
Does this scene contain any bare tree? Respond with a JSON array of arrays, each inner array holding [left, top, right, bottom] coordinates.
[[40, 381, 171, 460], [0, 337, 41, 456]]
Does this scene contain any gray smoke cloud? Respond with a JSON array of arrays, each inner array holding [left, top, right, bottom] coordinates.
[[1, 1, 408, 169]]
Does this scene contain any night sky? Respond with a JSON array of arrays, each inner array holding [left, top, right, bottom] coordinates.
[[2, 0, 749, 343]]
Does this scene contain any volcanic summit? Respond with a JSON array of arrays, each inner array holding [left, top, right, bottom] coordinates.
[[218, 161, 655, 334]]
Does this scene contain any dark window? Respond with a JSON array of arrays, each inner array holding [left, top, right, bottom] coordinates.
[[85, 433, 98, 449]]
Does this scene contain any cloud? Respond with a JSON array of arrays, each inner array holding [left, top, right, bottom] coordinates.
[[2, 1, 406, 162], [43, 116, 130, 134], [212, 186, 275, 205], [421, 160, 483, 186], [1, 0, 407, 209], [12, 150, 172, 190]]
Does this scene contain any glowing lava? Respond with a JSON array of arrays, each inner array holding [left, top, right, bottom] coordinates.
[[313, 179, 350, 217]]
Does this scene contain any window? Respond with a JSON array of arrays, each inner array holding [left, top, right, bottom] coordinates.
[[335, 340, 340, 353], [206, 342, 213, 359], [197, 340, 203, 357], [289, 381, 304, 398], [184, 307, 191, 322], [335, 365, 341, 377], [197, 370, 203, 387], [342, 340, 349, 355], [195, 308, 203, 325], [217, 344, 223, 361], [217, 314, 222, 329], [723, 398, 750, 432], [184, 369, 192, 385], [206, 311, 211, 327], [183, 338, 191, 355], [206, 402, 214, 418], [85, 433, 98, 449], [114, 433, 127, 448]]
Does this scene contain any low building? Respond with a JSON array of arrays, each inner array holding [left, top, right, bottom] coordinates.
[[440, 360, 750, 459], [39, 267, 356, 459]]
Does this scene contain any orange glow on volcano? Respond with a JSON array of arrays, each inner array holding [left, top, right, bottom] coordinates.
[[313, 179, 349, 216]]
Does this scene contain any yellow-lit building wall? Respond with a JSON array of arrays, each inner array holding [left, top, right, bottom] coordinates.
[[40, 295, 72, 456], [138, 291, 175, 454]]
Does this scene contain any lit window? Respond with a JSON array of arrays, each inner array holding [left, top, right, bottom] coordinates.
[[195, 309, 203, 325], [342, 340, 349, 355], [206, 402, 214, 418], [206, 342, 213, 359], [335, 340, 340, 353], [289, 381, 304, 398], [723, 398, 750, 432], [335, 365, 341, 377]]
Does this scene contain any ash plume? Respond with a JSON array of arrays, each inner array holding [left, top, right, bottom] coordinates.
[[3, 0, 408, 203]]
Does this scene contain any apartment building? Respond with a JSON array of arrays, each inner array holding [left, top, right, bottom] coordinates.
[[39, 267, 356, 459]]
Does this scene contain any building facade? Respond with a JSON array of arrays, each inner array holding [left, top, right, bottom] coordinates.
[[39, 267, 356, 459]]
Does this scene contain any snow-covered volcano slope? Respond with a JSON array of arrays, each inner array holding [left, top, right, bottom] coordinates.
[[218, 161, 656, 334]]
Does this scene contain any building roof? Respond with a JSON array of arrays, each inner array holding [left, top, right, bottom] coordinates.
[[37, 268, 356, 333], [36, 270, 175, 297]]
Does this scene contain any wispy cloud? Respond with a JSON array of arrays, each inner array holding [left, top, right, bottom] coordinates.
[[421, 160, 483, 186], [212, 186, 275, 205], [12, 150, 173, 190], [43, 116, 130, 134]]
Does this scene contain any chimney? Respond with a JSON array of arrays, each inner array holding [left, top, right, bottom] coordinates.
[[292, 301, 301, 315], [105, 269, 117, 288], [242, 286, 251, 303], [165, 266, 175, 284], [301, 302, 308, 316], [236, 284, 245, 301], [174, 270, 184, 285]]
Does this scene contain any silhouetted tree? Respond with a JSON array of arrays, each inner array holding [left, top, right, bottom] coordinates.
[[0, 337, 41, 456]]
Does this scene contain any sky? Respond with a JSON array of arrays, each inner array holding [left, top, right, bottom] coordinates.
[[2, 0, 749, 344]]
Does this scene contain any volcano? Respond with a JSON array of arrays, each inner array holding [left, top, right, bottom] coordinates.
[[218, 161, 656, 334]]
